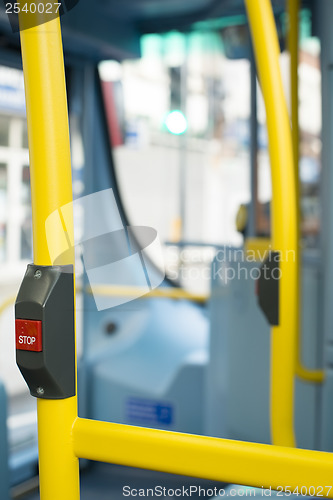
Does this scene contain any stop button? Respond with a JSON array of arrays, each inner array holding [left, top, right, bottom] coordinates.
[[15, 319, 42, 352]]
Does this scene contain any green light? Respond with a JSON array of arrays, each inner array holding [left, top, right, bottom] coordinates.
[[165, 110, 188, 135]]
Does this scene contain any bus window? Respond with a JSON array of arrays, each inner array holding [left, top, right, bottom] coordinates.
[[0, 163, 7, 262], [22, 119, 29, 150], [99, 31, 251, 294], [299, 37, 321, 248], [0, 66, 34, 405], [20, 165, 32, 261], [257, 22, 321, 249], [0, 116, 10, 147]]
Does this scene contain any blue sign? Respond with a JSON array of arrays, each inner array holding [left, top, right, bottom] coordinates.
[[126, 397, 173, 426]]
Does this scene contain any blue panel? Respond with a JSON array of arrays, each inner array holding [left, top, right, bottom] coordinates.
[[126, 397, 174, 426], [206, 252, 322, 449]]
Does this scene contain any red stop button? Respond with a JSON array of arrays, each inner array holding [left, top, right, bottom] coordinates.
[[15, 319, 42, 352]]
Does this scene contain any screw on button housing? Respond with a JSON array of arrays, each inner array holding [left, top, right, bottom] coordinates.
[[34, 270, 42, 279]]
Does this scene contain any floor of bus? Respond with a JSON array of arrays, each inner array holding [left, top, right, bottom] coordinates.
[[22, 462, 228, 500]]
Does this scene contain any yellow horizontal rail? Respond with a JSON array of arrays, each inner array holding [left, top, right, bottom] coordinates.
[[86, 285, 208, 303], [73, 417, 333, 496], [296, 364, 324, 383], [244, 238, 271, 260], [0, 295, 16, 317]]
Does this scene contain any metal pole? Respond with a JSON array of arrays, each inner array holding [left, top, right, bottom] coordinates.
[[248, 44, 258, 237], [245, 0, 298, 447], [19, 3, 80, 498], [179, 36, 188, 244], [73, 417, 333, 496], [288, 0, 323, 383]]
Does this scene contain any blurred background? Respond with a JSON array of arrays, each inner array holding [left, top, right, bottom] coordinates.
[[0, 0, 322, 457], [0, 0, 322, 496]]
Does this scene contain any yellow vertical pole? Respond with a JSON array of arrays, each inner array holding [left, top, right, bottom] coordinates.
[[19, 3, 80, 499], [289, 0, 300, 178], [288, 0, 324, 383], [289, 0, 302, 388], [244, 0, 297, 447]]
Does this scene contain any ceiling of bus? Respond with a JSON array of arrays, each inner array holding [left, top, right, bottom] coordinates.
[[100, 0, 288, 32], [0, 0, 315, 63]]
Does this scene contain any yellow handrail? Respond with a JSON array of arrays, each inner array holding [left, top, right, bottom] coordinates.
[[73, 417, 333, 495], [0, 296, 15, 318], [288, 0, 324, 384], [19, 3, 80, 499], [245, 0, 297, 447], [86, 285, 208, 303]]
